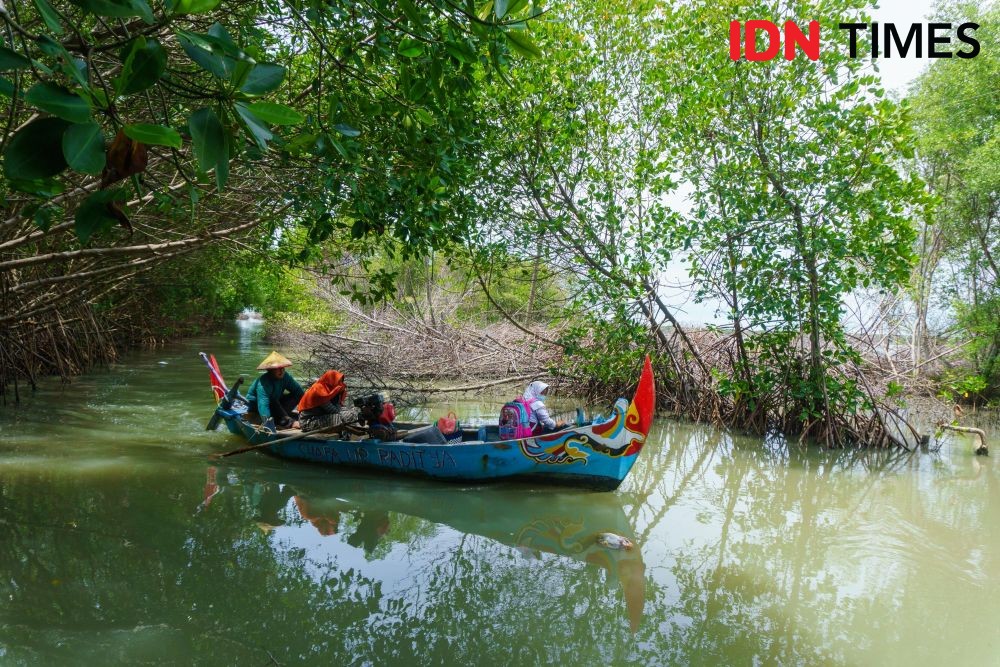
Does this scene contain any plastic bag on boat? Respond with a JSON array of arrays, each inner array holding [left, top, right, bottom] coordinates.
[[437, 411, 458, 434], [437, 412, 462, 443]]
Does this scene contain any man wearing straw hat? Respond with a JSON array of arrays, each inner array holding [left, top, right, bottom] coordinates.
[[246, 351, 305, 432]]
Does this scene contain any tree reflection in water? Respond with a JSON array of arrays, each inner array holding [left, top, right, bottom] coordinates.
[[619, 419, 1000, 665], [0, 459, 649, 664]]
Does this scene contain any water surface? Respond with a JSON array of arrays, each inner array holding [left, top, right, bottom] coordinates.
[[1, 324, 998, 665]]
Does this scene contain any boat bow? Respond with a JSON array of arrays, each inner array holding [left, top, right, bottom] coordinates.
[[626, 354, 656, 450]]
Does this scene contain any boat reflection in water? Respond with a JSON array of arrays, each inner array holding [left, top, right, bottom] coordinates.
[[208, 465, 646, 631]]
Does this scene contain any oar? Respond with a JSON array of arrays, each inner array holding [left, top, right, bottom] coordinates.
[[212, 424, 412, 459], [213, 424, 345, 459]]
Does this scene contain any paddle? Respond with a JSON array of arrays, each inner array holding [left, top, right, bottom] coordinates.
[[213, 423, 411, 459], [213, 424, 342, 459]]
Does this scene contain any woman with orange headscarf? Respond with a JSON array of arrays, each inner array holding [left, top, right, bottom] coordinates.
[[296, 370, 358, 433]]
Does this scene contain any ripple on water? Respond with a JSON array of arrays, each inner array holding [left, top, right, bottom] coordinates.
[[829, 509, 989, 591]]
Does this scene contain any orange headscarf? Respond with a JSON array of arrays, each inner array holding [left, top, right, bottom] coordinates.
[[297, 370, 347, 412], [294, 496, 340, 536]]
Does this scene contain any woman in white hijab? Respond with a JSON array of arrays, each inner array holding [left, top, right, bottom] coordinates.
[[523, 381, 566, 434]]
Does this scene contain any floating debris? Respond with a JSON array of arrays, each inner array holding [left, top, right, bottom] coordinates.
[[596, 532, 634, 550]]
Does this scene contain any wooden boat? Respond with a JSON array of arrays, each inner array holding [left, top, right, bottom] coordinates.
[[204, 355, 655, 490]]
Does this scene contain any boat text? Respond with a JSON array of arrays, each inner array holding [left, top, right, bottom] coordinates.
[[298, 443, 457, 471]]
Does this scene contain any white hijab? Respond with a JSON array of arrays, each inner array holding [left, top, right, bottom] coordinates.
[[523, 381, 549, 406]]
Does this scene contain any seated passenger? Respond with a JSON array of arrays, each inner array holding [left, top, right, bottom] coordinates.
[[522, 381, 568, 435], [246, 351, 304, 431], [356, 393, 396, 440], [296, 370, 359, 433]]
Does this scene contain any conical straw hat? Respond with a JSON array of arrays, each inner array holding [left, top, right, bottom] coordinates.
[[257, 350, 292, 370]]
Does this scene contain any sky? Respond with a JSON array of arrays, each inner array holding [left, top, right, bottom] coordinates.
[[871, 0, 940, 94]]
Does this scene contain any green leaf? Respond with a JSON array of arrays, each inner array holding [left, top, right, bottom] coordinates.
[[25, 82, 91, 123], [33, 0, 65, 34], [398, 38, 424, 58], [203, 24, 254, 65], [234, 103, 273, 149], [68, 0, 154, 23], [0, 77, 15, 98], [495, 0, 509, 18], [470, 20, 490, 40], [329, 137, 348, 158], [35, 35, 69, 58], [504, 29, 542, 58], [398, 0, 424, 25], [245, 102, 305, 125], [407, 77, 427, 101], [8, 176, 66, 197], [333, 123, 360, 138], [123, 123, 182, 149], [172, 0, 221, 14], [0, 46, 31, 71], [2, 117, 71, 180], [116, 37, 167, 96], [177, 32, 228, 79], [62, 122, 106, 175], [445, 41, 475, 63], [229, 59, 255, 89], [75, 189, 126, 244], [507, 0, 529, 15], [207, 22, 236, 47], [33, 204, 61, 231], [188, 107, 225, 173], [240, 63, 285, 95], [283, 132, 318, 156], [34, 37, 88, 88]]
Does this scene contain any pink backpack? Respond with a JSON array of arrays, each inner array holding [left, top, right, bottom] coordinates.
[[499, 397, 534, 440]]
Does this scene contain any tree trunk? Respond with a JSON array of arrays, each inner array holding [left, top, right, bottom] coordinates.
[[527, 236, 541, 319]]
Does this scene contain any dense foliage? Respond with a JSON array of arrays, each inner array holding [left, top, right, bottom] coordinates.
[[2, 0, 994, 435], [0, 0, 545, 395], [461, 0, 927, 442], [665, 0, 928, 438], [911, 0, 1000, 397]]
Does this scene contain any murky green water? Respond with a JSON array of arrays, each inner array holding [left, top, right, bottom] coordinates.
[[2, 324, 999, 665]]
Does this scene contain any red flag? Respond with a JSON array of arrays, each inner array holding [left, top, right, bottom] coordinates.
[[208, 354, 227, 402]]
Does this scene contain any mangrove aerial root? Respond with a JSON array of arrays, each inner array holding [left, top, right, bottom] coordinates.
[[937, 422, 989, 456]]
